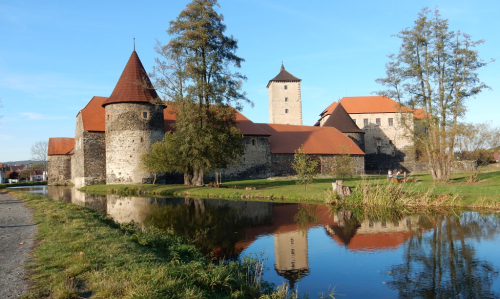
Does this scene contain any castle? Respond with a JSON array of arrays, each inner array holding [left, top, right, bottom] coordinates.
[[48, 50, 421, 187]]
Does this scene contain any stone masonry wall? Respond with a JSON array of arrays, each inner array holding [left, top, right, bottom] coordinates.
[[271, 154, 365, 176], [343, 132, 365, 153], [105, 103, 164, 184], [71, 114, 106, 187], [211, 136, 272, 182], [48, 155, 72, 185], [268, 81, 302, 125], [83, 131, 106, 185]]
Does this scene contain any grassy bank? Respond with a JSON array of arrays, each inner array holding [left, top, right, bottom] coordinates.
[[10, 191, 295, 299], [81, 168, 500, 208]]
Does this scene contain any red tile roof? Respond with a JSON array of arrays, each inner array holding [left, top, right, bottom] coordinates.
[[10, 165, 26, 172], [319, 102, 364, 133], [102, 51, 159, 107], [266, 63, 301, 88], [80, 97, 269, 136], [48, 138, 75, 155], [413, 108, 425, 120], [330, 231, 414, 252], [163, 105, 271, 136], [255, 123, 364, 155], [339, 96, 414, 114], [80, 96, 107, 131]]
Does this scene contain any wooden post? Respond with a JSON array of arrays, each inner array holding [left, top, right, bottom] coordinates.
[[336, 180, 344, 199]]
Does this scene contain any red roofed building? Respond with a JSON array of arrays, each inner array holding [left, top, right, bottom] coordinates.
[[317, 96, 422, 172], [47, 52, 365, 186], [47, 137, 74, 184]]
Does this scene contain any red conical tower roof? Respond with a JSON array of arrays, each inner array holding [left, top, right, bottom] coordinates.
[[102, 51, 159, 107]]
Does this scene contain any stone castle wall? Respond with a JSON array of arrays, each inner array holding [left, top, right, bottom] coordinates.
[[47, 155, 72, 185], [72, 114, 106, 188], [213, 136, 272, 181], [350, 112, 414, 160], [271, 154, 365, 176], [268, 81, 302, 125], [105, 103, 164, 184], [343, 132, 365, 153]]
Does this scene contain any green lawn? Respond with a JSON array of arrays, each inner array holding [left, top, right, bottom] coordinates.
[[11, 191, 289, 299], [81, 168, 500, 208]]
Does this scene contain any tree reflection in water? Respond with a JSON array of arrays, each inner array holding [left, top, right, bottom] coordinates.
[[144, 198, 255, 259], [386, 212, 500, 298]]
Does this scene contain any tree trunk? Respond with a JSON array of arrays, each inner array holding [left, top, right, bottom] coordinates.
[[192, 168, 204, 186], [184, 172, 193, 185]]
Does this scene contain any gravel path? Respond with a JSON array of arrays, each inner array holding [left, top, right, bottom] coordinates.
[[0, 192, 37, 299]]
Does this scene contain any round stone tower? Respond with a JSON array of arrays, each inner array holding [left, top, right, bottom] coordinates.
[[102, 51, 165, 184], [267, 63, 302, 125]]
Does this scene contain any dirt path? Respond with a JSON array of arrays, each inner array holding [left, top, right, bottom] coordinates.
[[0, 192, 37, 299]]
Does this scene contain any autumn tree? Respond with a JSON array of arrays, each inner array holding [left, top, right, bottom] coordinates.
[[31, 141, 48, 170], [150, 0, 249, 186], [291, 146, 319, 190], [375, 7, 492, 181]]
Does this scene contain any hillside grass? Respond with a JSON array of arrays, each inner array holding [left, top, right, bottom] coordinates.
[[9, 191, 297, 299], [80, 168, 500, 208]]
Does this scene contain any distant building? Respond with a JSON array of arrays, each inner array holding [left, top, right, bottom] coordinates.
[[317, 96, 424, 172]]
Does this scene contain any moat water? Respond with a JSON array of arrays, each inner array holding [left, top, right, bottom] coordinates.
[[11, 185, 500, 298]]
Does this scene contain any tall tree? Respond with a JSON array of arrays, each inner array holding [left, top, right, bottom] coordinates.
[[376, 7, 492, 180], [31, 140, 48, 170], [149, 0, 250, 185]]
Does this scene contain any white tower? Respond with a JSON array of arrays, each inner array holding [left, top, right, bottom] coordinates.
[[267, 63, 302, 125]]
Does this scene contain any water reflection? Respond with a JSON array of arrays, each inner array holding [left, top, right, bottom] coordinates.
[[386, 212, 500, 298], [30, 186, 500, 298]]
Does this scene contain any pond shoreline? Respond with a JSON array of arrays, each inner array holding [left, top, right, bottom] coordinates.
[[79, 170, 500, 209]]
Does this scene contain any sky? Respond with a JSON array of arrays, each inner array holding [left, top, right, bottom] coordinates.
[[1, 0, 499, 162]]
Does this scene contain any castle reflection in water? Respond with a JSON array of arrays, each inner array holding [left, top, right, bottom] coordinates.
[[47, 186, 424, 288]]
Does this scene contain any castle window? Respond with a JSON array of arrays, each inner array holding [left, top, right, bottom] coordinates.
[[388, 118, 394, 126], [363, 119, 368, 127], [284, 85, 288, 90], [252, 139, 256, 146], [376, 118, 381, 126], [285, 109, 289, 114], [142, 112, 149, 119], [107, 114, 110, 121], [285, 97, 288, 102]]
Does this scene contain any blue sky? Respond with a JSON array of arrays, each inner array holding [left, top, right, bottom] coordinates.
[[1, 0, 499, 162]]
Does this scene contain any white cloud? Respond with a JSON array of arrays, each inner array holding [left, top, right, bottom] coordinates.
[[20, 112, 69, 120]]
